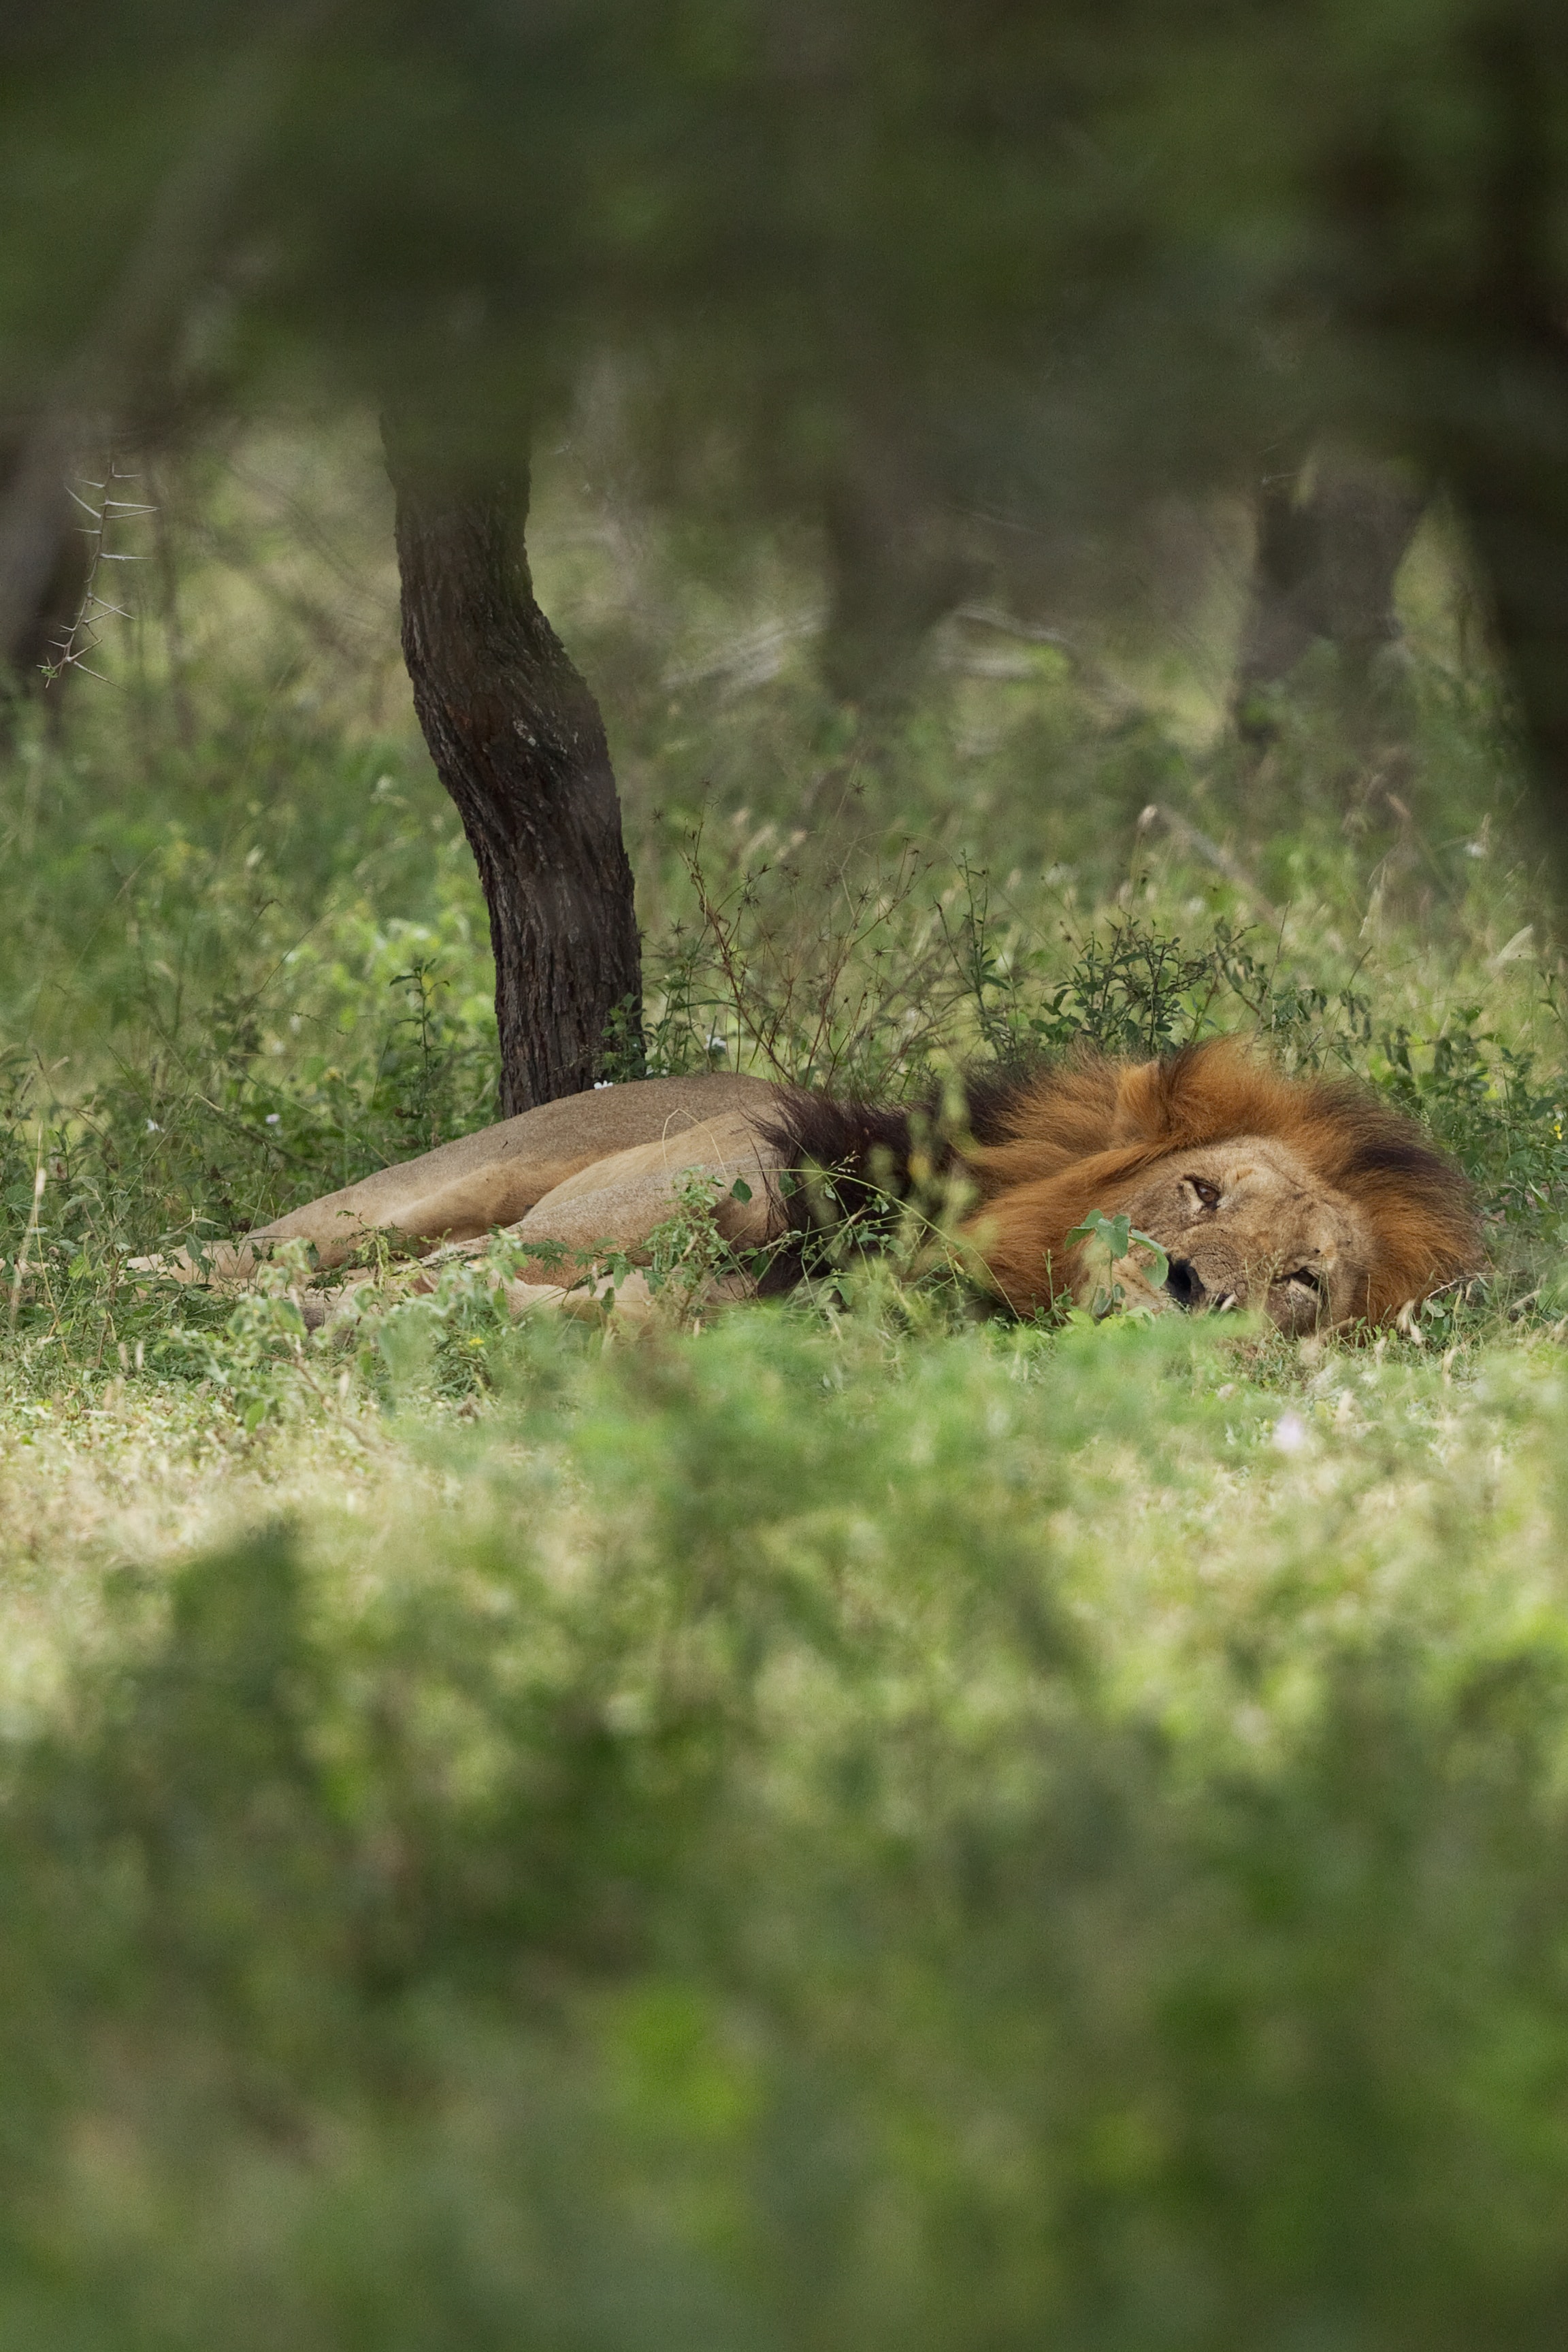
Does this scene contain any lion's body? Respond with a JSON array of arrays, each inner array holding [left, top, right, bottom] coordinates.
[[214, 1073, 784, 1280], [169, 1043, 1480, 1331]]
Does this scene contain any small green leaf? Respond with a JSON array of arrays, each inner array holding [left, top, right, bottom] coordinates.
[[729, 1177, 753, 1203], [1067, 1209, 1128, 1257], [1128, 1225, 1169, 1288]]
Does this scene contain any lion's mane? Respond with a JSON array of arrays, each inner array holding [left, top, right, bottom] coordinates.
[[765, 1039, 1482, 1322]]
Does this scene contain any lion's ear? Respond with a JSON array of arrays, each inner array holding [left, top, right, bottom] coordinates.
[[1108, 1044, 1229, 1145], [1112, 1039, 1286, 1152], [1110, 1056, 1171, 1145]]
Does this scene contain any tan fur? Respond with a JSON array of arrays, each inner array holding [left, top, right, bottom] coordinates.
[[184, 1073, 780, 1280], [502, 1110, 784, 1264]]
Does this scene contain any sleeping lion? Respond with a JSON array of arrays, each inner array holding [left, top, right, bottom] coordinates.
[[167, 1040, 1481, 1333]]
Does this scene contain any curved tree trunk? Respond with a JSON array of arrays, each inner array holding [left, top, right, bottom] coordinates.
[[383, 419, 642, 1113]]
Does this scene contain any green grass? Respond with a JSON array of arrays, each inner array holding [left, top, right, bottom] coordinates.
[[1, 425, 1567, 2342]]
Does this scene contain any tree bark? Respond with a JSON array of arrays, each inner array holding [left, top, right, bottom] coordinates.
[[383, 421, 642, 1113]]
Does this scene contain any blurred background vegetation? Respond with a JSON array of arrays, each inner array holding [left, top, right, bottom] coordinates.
[[4, 3, 1568, 2342]]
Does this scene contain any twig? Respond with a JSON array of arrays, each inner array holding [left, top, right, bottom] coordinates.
[[42, 453, 153, 686], [7, 1141, 47, 1335]]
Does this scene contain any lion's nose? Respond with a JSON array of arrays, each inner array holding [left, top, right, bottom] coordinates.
[[1164, 1257, 1207, 1309]]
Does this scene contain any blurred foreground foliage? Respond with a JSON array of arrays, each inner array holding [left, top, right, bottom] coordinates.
[[5, 1309, 1568, 2347]]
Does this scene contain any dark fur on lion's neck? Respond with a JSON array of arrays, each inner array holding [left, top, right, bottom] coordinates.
[[761, 1066, 1034, 1190], [754, 1064, 1039, 1290]]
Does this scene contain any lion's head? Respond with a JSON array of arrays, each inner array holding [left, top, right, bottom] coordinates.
[[960, 1041, 1482, 1330]]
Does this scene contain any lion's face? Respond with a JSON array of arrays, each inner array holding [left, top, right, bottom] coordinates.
[[1083, 1134, 1376, 1333]]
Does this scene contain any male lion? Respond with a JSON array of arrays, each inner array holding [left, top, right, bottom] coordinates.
[[174, 1040, 1480, 1332]]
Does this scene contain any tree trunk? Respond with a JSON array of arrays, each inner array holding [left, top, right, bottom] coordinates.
[[1235, 446, 1426, 708], [1324, 15, 1568, 876], [0, 436, 91, 698], [1435, 21, 1568, 872], [0, 24, 308, 678], [1454, 442, 1568, 857], [819, 414, 977, 710], [383, 420, 642, 1113]]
